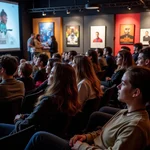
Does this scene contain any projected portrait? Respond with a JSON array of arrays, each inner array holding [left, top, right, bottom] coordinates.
[[39, 22, 54, 44], [0, 9, 15, 45], [120, 24, 135, 44], [90, 26, 105, 48], [66, 25, 80, 47], [140, 29, 150, 45]]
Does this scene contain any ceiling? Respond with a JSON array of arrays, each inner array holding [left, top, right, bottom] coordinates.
[[10, 0, 150, 15]]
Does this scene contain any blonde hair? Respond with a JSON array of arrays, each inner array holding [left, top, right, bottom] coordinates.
[[74, 55, 103, 98]]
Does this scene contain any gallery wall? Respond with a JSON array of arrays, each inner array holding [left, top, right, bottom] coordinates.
[[63, 16, 84, 54], [114, 13, 140, 55], [84, 15, 115, 54], [32, 17, 63, 54]]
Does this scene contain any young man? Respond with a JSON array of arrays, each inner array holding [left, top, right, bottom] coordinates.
[[0, 55, 25, 101], [136, 47, 150, 68]]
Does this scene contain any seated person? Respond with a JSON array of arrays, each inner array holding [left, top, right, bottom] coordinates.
[[33, 53, 49, 87], [0, 55, 25, 101], [24, 66, 150, 150], [17, 62, 35, 93]]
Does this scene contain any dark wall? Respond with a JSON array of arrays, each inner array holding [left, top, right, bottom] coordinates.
[[140, 12, 150, 27], [63, 16, 84, 53], [84, 14, 115, 53]]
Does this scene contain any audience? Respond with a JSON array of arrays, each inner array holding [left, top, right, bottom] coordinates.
[[0, 55, 25, 101]]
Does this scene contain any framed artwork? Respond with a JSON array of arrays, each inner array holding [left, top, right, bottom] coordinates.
[[90, 26, 105, 48], [140, 28, 150, 45], [120, 24, 135, 44], [39, 22, 54, 44], [66, 25, 80, 47]]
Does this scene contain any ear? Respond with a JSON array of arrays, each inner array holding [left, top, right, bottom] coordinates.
[[132, 88, 141, 98], [145, 59, 150, 66]]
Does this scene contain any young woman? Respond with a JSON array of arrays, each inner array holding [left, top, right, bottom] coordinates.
[[73, 55, 103, 105], [0, 63, 81, 139], [101, 49, 133, 88], [24, 66, 150, 150]]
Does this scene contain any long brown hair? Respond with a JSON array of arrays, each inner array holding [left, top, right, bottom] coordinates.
[[74, 55, 103, 98], [37, 63, 81, 116]]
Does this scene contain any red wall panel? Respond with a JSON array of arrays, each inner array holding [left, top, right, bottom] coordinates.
[[114, 13, 140, 56]]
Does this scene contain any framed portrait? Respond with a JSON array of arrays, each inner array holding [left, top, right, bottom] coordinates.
[[66, 25, 80, 47], [90, 26, 105, 48], [120, 24, 135, 44], [140, 28, 150, 45], [38, 22, 54, 44]]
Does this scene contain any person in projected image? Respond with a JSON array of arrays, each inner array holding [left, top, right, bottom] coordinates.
[[0, 9, 15, 45]]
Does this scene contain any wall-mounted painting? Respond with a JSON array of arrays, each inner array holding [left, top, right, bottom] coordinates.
[[120, 24, 134, 44], [66, 25, 80, 47], [90, 26, 105, 48], [39, 22, 54, 44], [140, 28, 150, 45]]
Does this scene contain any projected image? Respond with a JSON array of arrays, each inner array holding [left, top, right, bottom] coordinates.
[[0, 1, 20, 51], [39, 22, 54, 44]]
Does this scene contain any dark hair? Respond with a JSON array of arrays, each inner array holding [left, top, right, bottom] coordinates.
[[38, 53, 49, 67], [19, 62, 33, 77], [121, 46, 131, 51], [139, 47, 150, 60], [0, 9, 7, 17], [51, 35, 56, 41], [48, 58, 61, 69], [0, 55, 18, 75], [134, 43, 143, 51], [126, 66, 150, 103], [35, 34, 41, 42], [104, 47, 112, 55], [52, 53, 61, 60], [95, 48, 104, 56]]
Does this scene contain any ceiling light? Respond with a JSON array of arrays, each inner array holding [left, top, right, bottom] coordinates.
[[97, 8, 100, 12], [42, 12, 46, 16], [66, 9, 70, 14], [53, 11, 56, 15], [127, 6, 131, 10], [85, 3, 100, 9]]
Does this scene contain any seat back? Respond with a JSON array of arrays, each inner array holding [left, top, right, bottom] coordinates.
[[96, 70, 106, 81], [21, 90, 44, 113], [67, 97, 102, 137], [0, 125, 36, 150], [100, 84, 117, 108], [0, 97, 23, 124]]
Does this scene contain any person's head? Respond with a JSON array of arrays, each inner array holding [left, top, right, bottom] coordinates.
[[104, 47, 113, 56], [116, 50, 133, 69], [20, 59, 26, 64], [18, 62, 33, 77], [31, 33, 35, 39], [0, 55, 18, 77], [1, 9, 7, 24], [36, 53, 49, 68], [121, 46, 131, 52], [95, 32, 99, 38], [137, 47, 150, 68], [133, 43, 143, 53], [124, 27, 130, 35], [52, 53, 61, 60], [117, 66, 150, 105], [87, 49, 99, 65], [74, 55, 103, 97], [46, 58, 61, 74], [95, 48, 104, 57], [68, 50, 77, 61], [45, 63, 81, 115], [51, 35, 56, 41], [145, 31, 149, 36], [35, 34, 41, 41]]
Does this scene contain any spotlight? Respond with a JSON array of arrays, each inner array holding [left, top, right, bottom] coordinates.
[[127, 6, 131, 10], [79, 9, 83, 12], [42, 12, 46, 16], [97, 8, 100, 12], [66, 9, 70, 14], [85, 1, 100, 10]]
